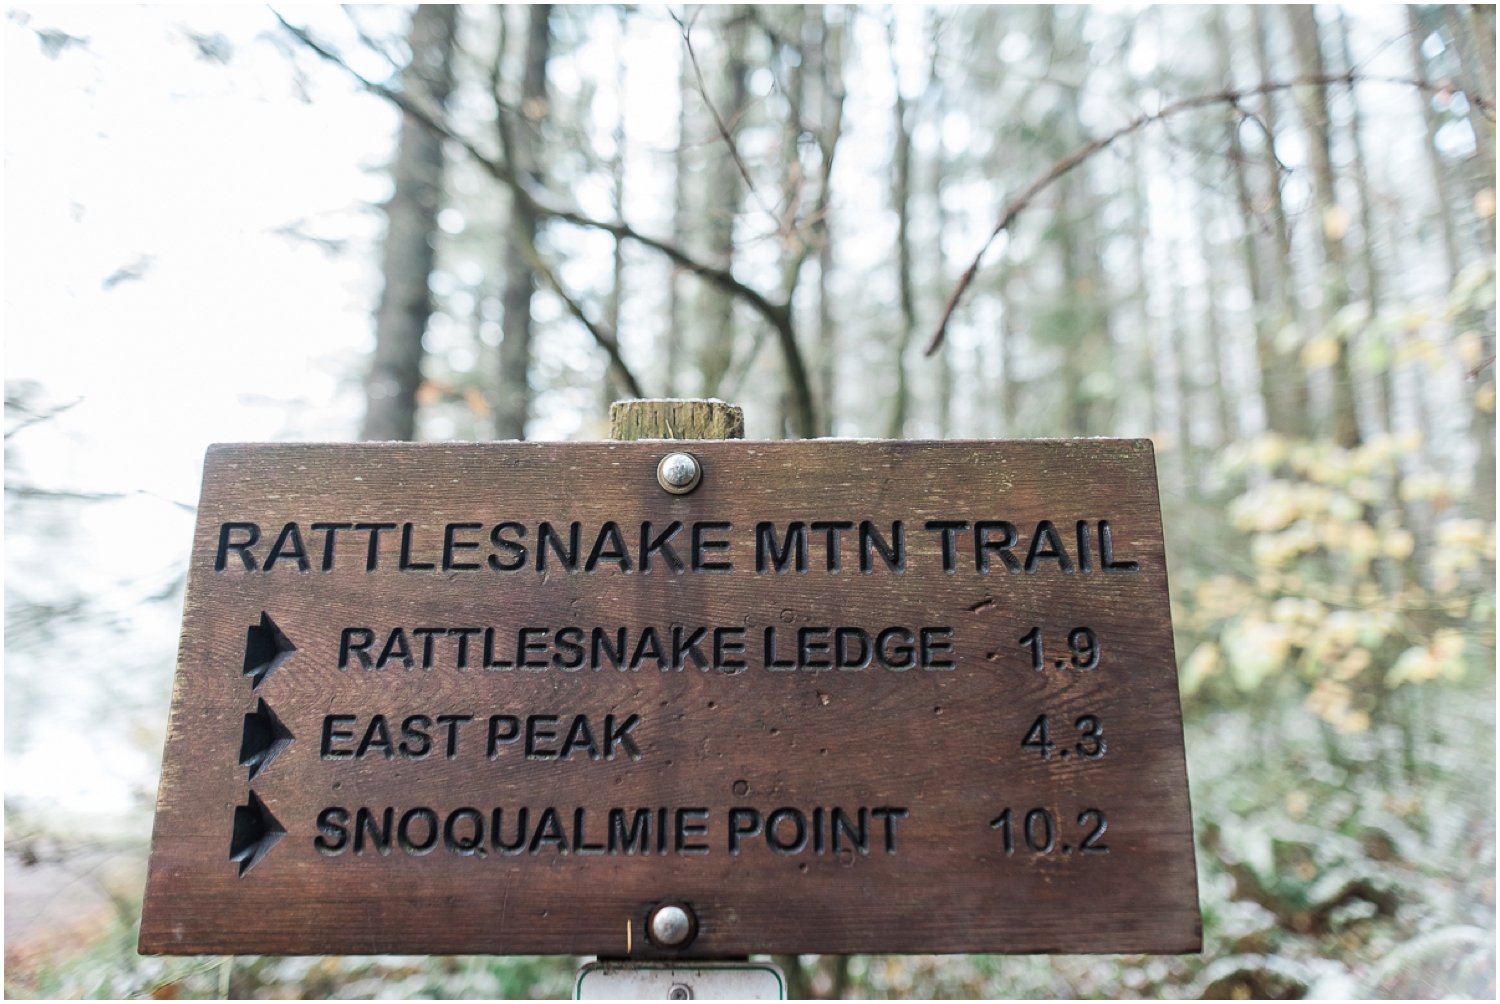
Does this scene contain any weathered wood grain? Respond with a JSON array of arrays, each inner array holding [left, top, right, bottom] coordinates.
[[139, 439, 1199, 957], [609, 399, 745, 441]]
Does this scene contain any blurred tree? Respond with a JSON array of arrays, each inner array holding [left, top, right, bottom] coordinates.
[[495, 4, 551, 440], [361, 4, 457, 442], [886, 14, 915, 439], [1286, 4, 1361, 450], [1252, 4, 1312, 439], [16, 4, 1486, 996]]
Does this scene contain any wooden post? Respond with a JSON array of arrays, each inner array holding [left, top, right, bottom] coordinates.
[[609, 399, 744, 441], [610, 397, 776, 990]]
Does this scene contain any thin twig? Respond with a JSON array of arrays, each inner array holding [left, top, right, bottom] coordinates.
[[924, 71, 1482, 355], [668, 7, 777, 222], [513, 234, 646, 398], [277, 9, 643, 397], [275, 8, 771, 318], [339, 5, 405, 74], [274, 9, 817, 435], [4, 397, 81, 439]]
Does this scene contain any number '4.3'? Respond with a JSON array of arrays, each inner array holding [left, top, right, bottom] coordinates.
[[1019, 626, 1099, 671], [1022, 714, 1105, 760]]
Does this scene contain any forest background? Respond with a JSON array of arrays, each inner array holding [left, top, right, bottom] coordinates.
[[4, 3, 1495, 999]]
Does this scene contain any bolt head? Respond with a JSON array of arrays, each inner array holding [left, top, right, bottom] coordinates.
[[657, 452, 702, 494], [648, 903, 695, 947]]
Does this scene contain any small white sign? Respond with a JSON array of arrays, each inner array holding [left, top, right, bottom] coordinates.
[[575, 961, 786, 1000]]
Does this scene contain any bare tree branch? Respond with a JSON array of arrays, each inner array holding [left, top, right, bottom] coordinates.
[[668, 6, 777, 223], [924, 71, 1482, 355], [279, 9, 646, 400], [274, 9, 818, 436], [4, 397, 81, 439], [511, 226, 646, 399]]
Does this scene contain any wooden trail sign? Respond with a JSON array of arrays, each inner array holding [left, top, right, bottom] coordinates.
[[140, 436, 1200, 957]]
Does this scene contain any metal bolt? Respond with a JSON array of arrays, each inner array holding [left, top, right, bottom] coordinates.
[[668, 984, 694, 1000], [656, 452, 702, 495], [648, 903, 695, 947]]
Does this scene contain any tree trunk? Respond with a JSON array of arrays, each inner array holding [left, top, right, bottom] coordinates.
[[1199, 201, 1236, 446], [777, 6, 807, 440], [1170, 247, 1194, 470], [1443, 3, 1497, 217], [602, 8, 630, 410], [1335, 10, 1381, 316], [1406, 6, 1462, 281], [929, 17, 954, 439], [806, 5, 845, 436], [1128, 133, 1156, 441], [697, 8, 748, 400], [1213, 9, 1279, 439], [495, 4, 552, 440], [1252, 4, 1311, 439], [999, 273, 1019, 436], [1286, 4, 1360, 449], [361, 5, 457, 442], [664, 34, 694, 400], [887, 20, 915, 440]]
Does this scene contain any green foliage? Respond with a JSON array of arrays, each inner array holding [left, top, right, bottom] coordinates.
[[1174, 271, 1497, 732]]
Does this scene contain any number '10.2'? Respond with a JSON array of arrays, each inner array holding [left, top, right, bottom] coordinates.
[[990, 808, 1109, 855], [1019, 627, 1099, 671]]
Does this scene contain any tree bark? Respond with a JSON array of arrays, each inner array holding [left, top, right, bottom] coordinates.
[[495, 4, 551, 440], [361, 5, 457, 442]]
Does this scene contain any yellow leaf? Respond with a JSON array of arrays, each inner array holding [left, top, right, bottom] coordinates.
[[1332, 647, 1371, 681], [1337, 710, 1371, 734], [1477, 382, 1496, 413], [1383, 528, 1415, 559], [1181, 643, 1221, 695], [1323, 204, 1351, 241], [1306, 678, 1352, 723], [1302, 335, 1341, 370], [1456, 330, 1484, 368], [1476, 188, 1497, 219]]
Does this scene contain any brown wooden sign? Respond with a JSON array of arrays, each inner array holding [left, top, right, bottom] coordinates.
[[140, 440, 1200, 957]]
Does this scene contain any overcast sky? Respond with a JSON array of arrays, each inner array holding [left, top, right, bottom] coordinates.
[[6, 6, 395, 822]]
